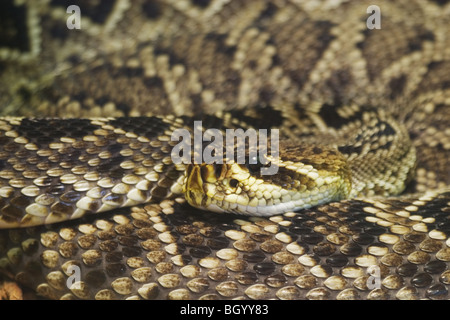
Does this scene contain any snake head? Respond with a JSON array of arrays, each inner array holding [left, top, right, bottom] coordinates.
[[183, 145, 352, 216]]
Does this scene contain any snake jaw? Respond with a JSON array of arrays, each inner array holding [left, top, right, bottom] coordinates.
[[184, 159, 349, 216], [183, 151, 352, 216]]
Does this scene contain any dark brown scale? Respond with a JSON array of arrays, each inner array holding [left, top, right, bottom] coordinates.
[[105, 263, 127, 277], [313, 242, 336, 256], [0, 198, 8, 211], [22, 239, 39, 255], [363, 225, 387, 236], [426, 284, 448, 300], [85, 270, 107, 288], [133, 219, 154, 229], [107, 143, 123, 154], [97, 230, 117, 240], [157, 177, 175, 188], [57, 146, 75, 155], [60, 191, 82, 203], [94, 139, 108, 148], [199, 227, 221, 238], [58, 242, 78, 258], [10, 195, 31, 207], [23, 160, 40, 171], [352, 233, 376, 245], [419, 239, 442, 252], [97, 156, 126, 173], [325, 254, 349, 267], [253, 262, 276, 275], [108, 117, 172, 140], [243, 251, 266, 263], [182, 234, 204, 247], [396, 263, 418, 277], [0, 137, 10, 145], [1, 204, 23, 219], [265, 274, 287, 287], [87, 199, 101, 212], [86, 146, 101, 154], [250, 233, 272, 242], [424, 260, 446, 274], [178, 254, 193, 265], [404, 232, 427, 243], [115, 224, 135, 236], [99, 240, 119, 252], [150, 186, 169, 199], [411, 273, 433, 288], [289, 226, 313, 235], [206, 237, 229, 250], [259, 239, 282, 254], [166, 213, 190, 226], [166, 243, 185, 255], [340, 242, 363, 256], [4, 142, 20, 152], [189, 246, 211, 258], [105, 251, 123, 263], [48, 154, 61, 162], [78, 234, 97, 249], [236, 272, 258, 285], [175, 224, 198, 235], [301, 233, 324, 245], [73, 141, 88, 150], [14, 149, 30, 159], [436, 221, 450, 234], [122, 246, 142, 257]]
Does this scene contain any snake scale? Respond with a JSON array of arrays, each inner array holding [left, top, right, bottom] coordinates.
[[0, 0, 450, 300]]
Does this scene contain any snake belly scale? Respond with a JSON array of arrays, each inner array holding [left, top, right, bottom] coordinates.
[[0, 0, 450, 300]]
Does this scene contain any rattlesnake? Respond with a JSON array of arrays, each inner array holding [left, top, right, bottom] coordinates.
[[0, 0, 449, 300]]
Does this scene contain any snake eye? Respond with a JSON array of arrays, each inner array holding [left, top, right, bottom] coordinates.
[[229, 179, 239, 188]]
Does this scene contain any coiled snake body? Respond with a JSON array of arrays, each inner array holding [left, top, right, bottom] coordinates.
[[0, 0, 450, 300]]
